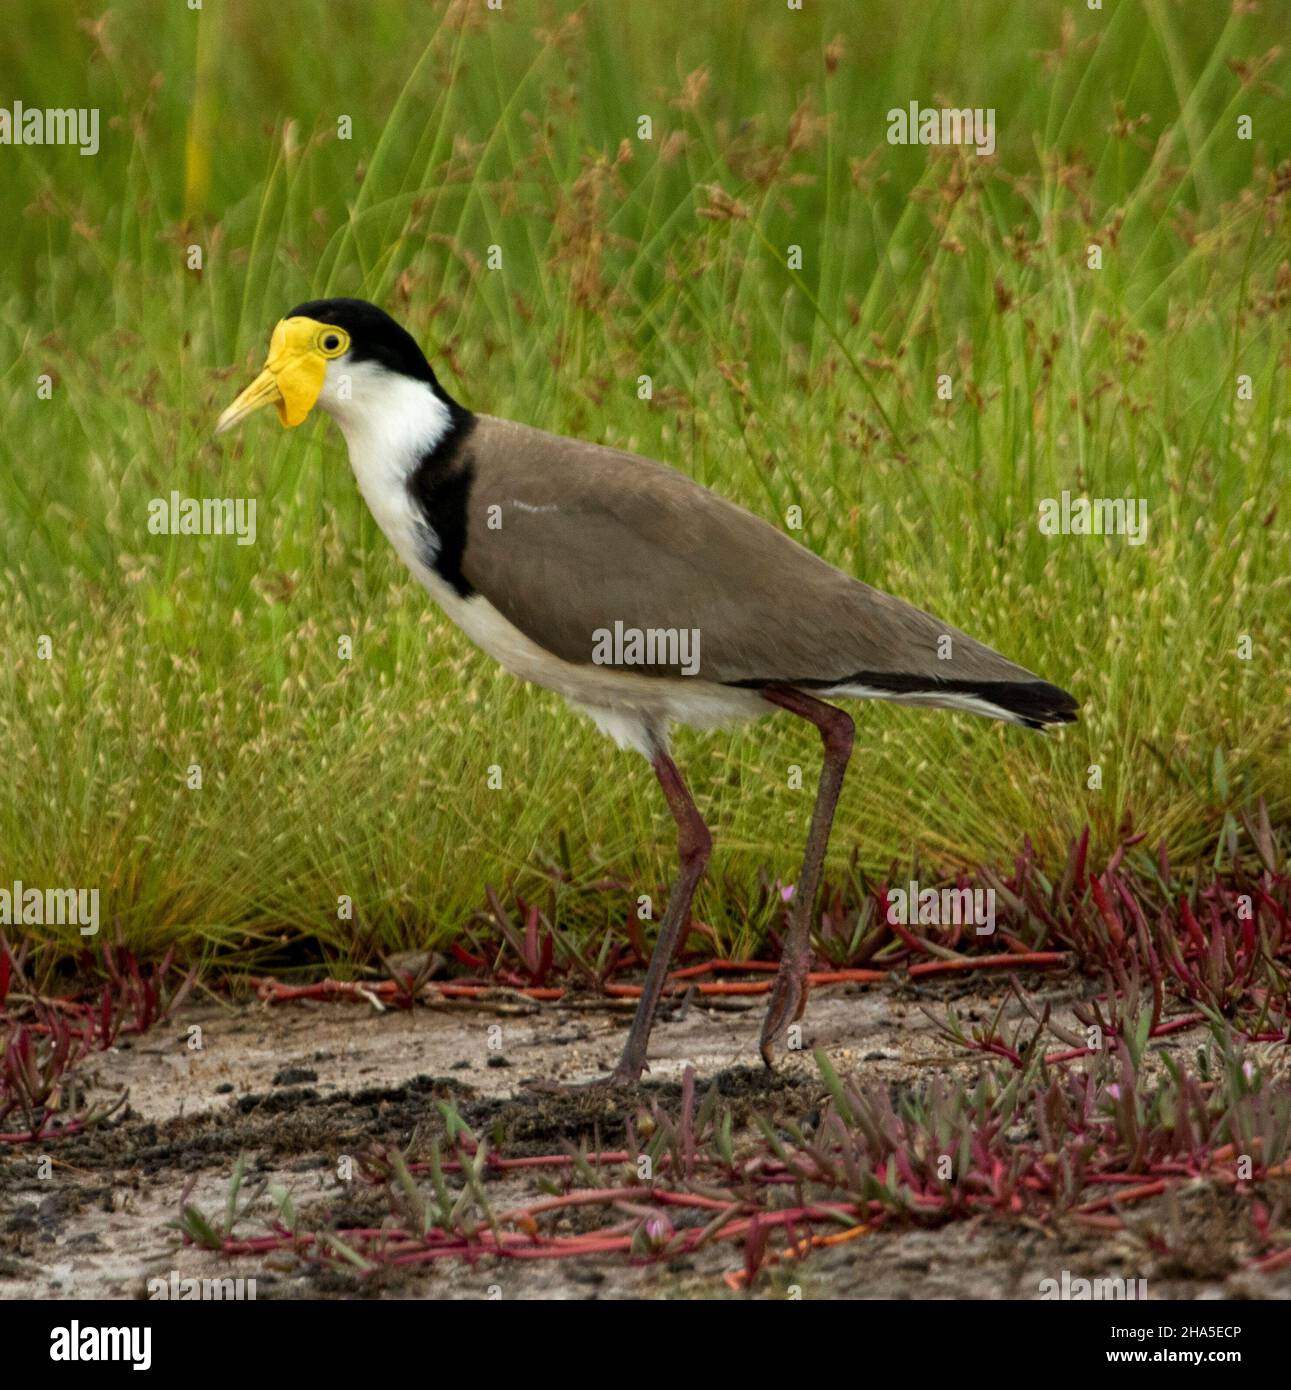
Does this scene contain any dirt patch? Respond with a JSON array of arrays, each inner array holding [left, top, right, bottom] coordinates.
[[2, 979, 1288, 1299]]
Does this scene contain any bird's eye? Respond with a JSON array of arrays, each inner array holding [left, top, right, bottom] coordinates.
[[322, 334, 341, 351]]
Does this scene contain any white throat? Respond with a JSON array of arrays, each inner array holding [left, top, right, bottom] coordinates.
[[317, 358, 453, 564], [320, 358, 451, 476]]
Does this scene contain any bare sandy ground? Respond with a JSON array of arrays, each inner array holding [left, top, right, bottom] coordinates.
[[2, 978, 1287, 1300]]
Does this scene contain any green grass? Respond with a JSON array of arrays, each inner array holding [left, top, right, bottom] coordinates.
[[1, 0, 1287, 961]]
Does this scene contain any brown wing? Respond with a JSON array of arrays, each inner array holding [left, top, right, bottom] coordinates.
[[459, 414, 1043, 690]]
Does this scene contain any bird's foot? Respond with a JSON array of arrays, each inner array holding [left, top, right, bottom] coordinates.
[[527, 1068, 641, 1094], [607, 1054, 648, 1086], [759, 959, 810, 1068], [528, 1058, 648, 1092]]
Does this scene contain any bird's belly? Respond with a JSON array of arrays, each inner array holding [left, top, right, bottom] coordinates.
[[401, 550, 763, 750], [438, 575, 761, 728]]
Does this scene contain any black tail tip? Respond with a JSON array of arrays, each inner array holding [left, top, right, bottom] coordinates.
[[1011, 680, 1080, 730]]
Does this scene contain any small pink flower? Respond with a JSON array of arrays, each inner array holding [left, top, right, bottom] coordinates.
[[780, 883, 796, 903], [644, 1213, 674, 1250]]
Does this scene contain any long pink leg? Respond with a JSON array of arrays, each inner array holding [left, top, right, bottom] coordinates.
[[759, 687, 855, 1066], [610, 748, 712, 1082]]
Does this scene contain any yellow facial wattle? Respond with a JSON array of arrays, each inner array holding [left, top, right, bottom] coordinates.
[[215, 316, 349, 436]]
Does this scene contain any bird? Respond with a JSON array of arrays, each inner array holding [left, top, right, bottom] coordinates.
[[216, 297, 1078, 1083]]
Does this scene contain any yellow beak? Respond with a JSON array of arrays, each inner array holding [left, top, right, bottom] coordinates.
[[215, 317, 330, 436]]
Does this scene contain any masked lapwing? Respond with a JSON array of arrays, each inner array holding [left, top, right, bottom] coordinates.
[[217, 298, 1078, 1082]]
